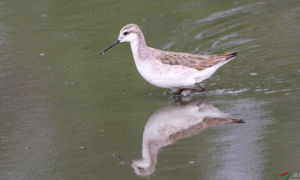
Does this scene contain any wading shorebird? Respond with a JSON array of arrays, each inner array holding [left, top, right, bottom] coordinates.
[[100, 24, 237, 95]]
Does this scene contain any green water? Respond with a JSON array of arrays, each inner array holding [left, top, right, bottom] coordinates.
[[0, 0, 299, 179]]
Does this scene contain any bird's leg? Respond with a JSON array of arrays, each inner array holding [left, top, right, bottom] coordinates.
[[173, 95, 184, 103], [173, 88, 185, 95], [172, 88, 184, 100], [194, 83, 206, 92], [172, 84, 206, 99], [173, 87, 204, 95]]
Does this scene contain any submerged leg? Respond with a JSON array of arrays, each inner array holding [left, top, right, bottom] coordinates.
[[172, 89, 184, 100], [195, 83, 206, 91], [173, 86, 205, 95]]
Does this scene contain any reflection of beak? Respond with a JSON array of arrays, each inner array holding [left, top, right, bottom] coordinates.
[[100, 39, 120, 55]]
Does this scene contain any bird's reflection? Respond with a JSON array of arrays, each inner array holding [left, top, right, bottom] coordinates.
[[131, 98, 244, 176]]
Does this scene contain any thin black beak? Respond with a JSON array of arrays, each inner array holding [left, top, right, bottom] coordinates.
[[100, 39, 120, 55]]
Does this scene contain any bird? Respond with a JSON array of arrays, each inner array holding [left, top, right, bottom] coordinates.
[[100, 24, 238, 95]]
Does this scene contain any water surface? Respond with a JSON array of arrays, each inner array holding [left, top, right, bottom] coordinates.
[[0, 0, 299, 179]]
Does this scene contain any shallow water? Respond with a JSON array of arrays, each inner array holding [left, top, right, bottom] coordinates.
[[0, 0, 299, 179]]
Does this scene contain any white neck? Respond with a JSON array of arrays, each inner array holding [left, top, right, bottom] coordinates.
[[130, 40, 140, 61], [129, 35, 149, 62]]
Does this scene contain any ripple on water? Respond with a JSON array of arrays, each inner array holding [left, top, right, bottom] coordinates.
[[181, 88, 250, 96], [264, 88, 299, 94], [208, 88, 249, 96], [197, 2, 265, 23]]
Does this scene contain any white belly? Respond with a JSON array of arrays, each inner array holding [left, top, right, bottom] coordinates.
[[134, 59, 200, 88], [129, 42, 230, 89]]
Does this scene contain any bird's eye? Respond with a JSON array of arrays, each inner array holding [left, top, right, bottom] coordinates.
[[137, 167, 144, 170], [123, 31, 129, 35]]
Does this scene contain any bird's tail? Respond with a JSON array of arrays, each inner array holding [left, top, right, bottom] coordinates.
[[224, 52, 238, 60]]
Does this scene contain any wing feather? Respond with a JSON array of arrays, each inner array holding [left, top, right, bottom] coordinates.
[[158, 52, 237, 71]]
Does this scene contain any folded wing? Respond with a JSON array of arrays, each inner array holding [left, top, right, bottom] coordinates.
[[158, 52, 237, 71]]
